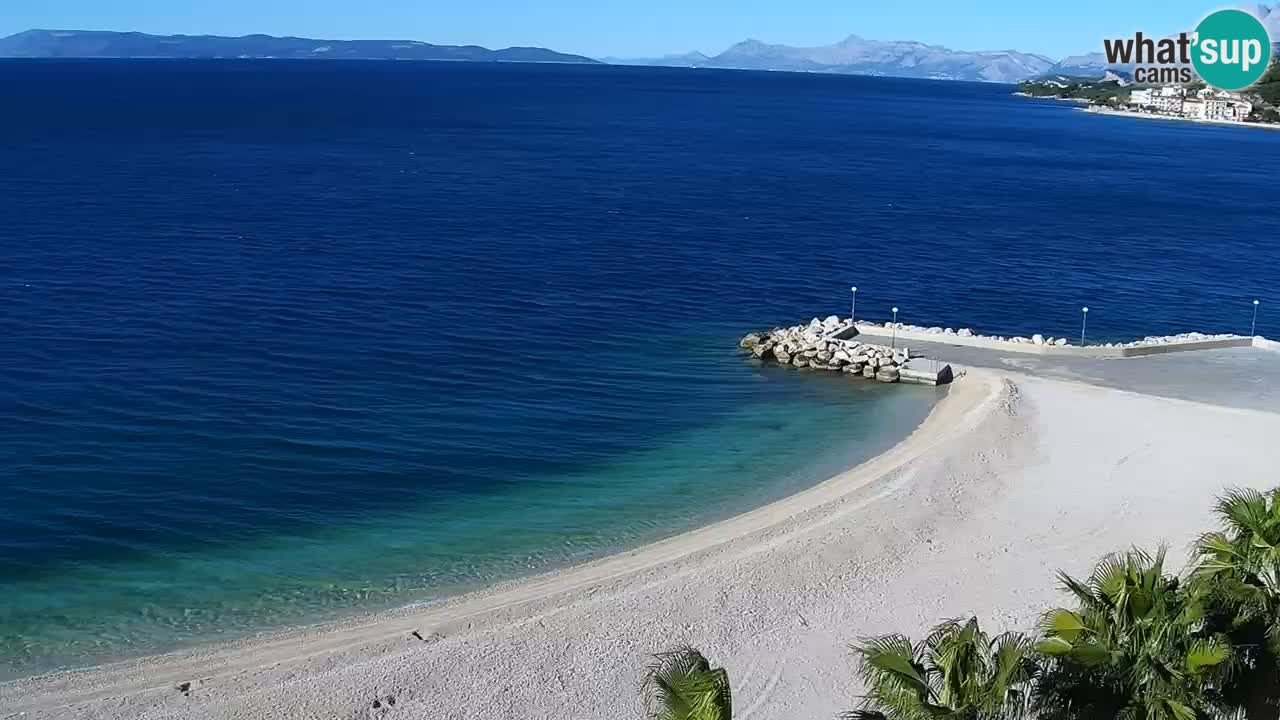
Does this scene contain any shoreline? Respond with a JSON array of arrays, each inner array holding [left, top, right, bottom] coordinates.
[[0, 373, 995, 717], [1014, 92, 1280, 132], [0, 375, 942, 684], [9, 369, 1280, 718], [1082, 105, 1280, 131]]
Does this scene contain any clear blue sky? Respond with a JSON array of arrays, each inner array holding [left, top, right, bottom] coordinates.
[[0, 1, 1252, 60]]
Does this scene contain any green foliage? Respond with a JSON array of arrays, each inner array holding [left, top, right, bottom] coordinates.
[[630, 486, 1280, 720], [1017, 79, 1128, 105], [1254, 60, 1280, 108], [641, 646, 732, 720], [1034, 548, 1235, 720], [847, 617, 1037, 720], [1190, 488, 1280, 719]]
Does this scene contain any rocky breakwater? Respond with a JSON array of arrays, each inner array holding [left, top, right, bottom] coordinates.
[[1105, 332, 1246, 349], [739, 316, 952, 385], [856, 321, 1247, 350]]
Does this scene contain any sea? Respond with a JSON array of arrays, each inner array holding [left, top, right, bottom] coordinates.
[[2, 59, 1279, 678]]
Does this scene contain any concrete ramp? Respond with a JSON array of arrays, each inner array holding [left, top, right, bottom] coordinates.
[[899, 360, 954, 386]]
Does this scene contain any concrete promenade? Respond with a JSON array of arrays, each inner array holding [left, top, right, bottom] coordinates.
[[851, 323, 1262, 358]]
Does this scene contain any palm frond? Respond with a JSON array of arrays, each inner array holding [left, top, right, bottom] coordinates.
[[838, 712, 890, 720], [1184, 637, 1232, 675], [641, 646, 731, 720], [852, 619, 1033, 720], [1041, 609, 1088, 642], [1037, 546, 1240, 720], [1216, 488, 1271, 536]]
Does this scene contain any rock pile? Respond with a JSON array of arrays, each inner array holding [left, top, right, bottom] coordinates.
[[1104, 332, 1243, 349], [852, 321, 1244, 349], [739, 316, 911, 383], [855, 321, 1074, 346]]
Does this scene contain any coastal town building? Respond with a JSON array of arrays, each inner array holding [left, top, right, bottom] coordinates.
[[1126, 84, 1252, 122], [1206, 97, 1253, 121], [1150, 93, 1185, 114]]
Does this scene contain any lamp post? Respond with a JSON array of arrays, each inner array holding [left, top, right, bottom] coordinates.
[[1252, 299, 1260, 337], [891, 306, 899, 349], [850, 286, 857, 323], [1081, 307, 1089, 346]]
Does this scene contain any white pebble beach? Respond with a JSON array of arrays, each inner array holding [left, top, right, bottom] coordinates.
[[5, 367, 1280, 720]]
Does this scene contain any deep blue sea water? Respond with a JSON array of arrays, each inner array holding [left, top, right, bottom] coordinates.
[[2, 60, 1279, 677]]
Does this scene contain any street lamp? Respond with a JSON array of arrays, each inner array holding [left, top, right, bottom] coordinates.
[[1081, 307, 1089, 346], [1253, 299, 1261, 336], [850, 286, 857, 323], [891, 306, 899, 349]]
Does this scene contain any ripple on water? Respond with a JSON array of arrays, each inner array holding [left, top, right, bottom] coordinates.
[[3, 60, 1279, 677]]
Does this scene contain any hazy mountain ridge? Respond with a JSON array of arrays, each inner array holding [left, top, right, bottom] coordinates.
[[614, 34, 1056, 82], [5, 6, 1277, 80], [0, 29, 600, 64], [612, 5, 1280, 83], [601, 50, 711, 67]]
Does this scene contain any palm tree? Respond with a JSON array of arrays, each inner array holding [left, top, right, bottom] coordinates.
[[1035, 547, 1234, 720], [1191, 487, 1280, 720], [846, 617, 1036, 720], [640, 646, 732, 720]]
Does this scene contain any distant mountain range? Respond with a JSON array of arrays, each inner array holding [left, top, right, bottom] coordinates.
[[611, 35, 1058, 83], [5, 7, 1278, 83], [610, 6, 1280, 83], [0, 29, 600, 64]]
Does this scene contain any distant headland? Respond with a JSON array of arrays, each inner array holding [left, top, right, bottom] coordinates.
[[0, 29, 601, 64]]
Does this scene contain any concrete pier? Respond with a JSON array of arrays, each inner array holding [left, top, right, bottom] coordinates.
[[850, 321, 1262, 358], [898, 360, 954, 386], [740, 314, 1278, 388]]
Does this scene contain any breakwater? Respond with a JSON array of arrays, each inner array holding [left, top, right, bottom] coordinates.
[[740, 316, 953, 385], [854, 321, 1246, 349], [851, 321, 1259, 357]]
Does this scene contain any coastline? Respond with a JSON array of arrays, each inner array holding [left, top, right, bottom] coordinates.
[[1, 374, 993, 718], [0, 373, 942, 681], [1013, 91, 1090, 104], [1014, 92, 1280, 132], [1081, 105, 1280, 131], [10, 369, 1280, 719]]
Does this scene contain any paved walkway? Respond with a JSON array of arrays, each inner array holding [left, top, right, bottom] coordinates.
[[900, 339, 1280, 413]]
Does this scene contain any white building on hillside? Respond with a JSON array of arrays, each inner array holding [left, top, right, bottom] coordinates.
[[1151, 94, 1185, 114], [1122, 83, 1252, 122], [1130, 88, 1155, 106], [1205, 98, 1253, 121]]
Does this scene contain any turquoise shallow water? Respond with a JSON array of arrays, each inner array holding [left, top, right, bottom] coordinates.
[[1, 351, 939, 676], [8, 58, 1279, 680]]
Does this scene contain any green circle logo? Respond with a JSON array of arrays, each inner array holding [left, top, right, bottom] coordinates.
[[1193, 9, 1273, 91]]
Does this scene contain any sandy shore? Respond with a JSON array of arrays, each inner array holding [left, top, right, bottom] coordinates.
[[7, 369, 1280, 719]]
